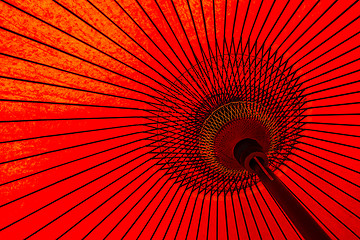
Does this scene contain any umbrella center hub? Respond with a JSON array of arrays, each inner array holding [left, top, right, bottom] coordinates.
[[199, 101, 279, 176]]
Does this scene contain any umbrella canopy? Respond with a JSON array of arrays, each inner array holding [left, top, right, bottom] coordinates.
[[1, 0, 360, 239]]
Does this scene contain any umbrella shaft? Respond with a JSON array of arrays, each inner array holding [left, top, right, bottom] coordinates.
[[252, 158, 331, 240]]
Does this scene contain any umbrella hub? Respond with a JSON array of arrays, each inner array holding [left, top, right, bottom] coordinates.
[[199, 101, 279, 176]]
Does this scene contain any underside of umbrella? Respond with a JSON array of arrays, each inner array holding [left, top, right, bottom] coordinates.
[[1, 0, 360, 239]]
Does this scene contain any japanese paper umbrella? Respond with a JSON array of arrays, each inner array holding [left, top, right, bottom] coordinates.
[[1, 0, 360, 239]]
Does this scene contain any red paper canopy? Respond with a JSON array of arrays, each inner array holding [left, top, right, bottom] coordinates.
[[1, 0, 360, 239]]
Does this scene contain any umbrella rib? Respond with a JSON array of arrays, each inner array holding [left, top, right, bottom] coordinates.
[[268, 63, 303, 116], [173, 0, 221, 100], [234, 0, 252, 59], [300, 53, 360, 92], [0, 98, 158, 112], [150, 119, 201, 143], [255, 184, 287, 239], [211, 8, 228, 96], [121, 166, 184, 240], [160, 183, 189, 240], [297, 45, 360, 82], [229, 193, 240, 240], [297, 26, 360, 77], [244, 188, 262, 239], [184, 0, 216, 91], [136, 178, 181, 239], [256, 50, 274, 105], [0, 74, 164, 106], [0, 137, 159, 232], [173, 182, 198, 240], [296, 138, 360, 162], [0, 127, 158, 166], [260, 55, 295, 112], [223, 190, 230, 240], [256, 0, 291, 59], [292, 148, 360, 189], [253, 45, 261, 104], [254, 51, 279, 104], [0, 18, 205, 113], [149, 166, 198, 240], [1, 0, 204, 107], [1, 119, 197, 189], [271, 106, 304, 135], [248, 0, 277, 59], [278, 167, 360, 239], [292, 143, 360, 174], [199, 0, 222, 97], [185, 0, 218, 96], [299, 134, 360, 150], [206, 190, 212, 240], [257, 0, 305, 63], [288, 0, 358, 68], [305, 112, 360, 116], [263, 187, 303, 239], [221, 0, 228, 66], [0, 53, 178, 107], [212, 0, 228, 91], [0, 134, 159, 210], [275, 0, 322, 60], [212, 0, 220, 65], [228, 0, 241, 57], [26, 148, 168, 240], [150, 186, 185, 240], [101, 168, 173, 240], [52, 0, 187, 96], [0, 120, 158, 146], [87, 0, 187, 84], [243, 0, 266, 59], [152, 0, 215, 100], [160, 167, 204, 239], [137, 0, 209, 92], [221, 0, 235, 98], [194, 187, 206, 240], [0, 119, 162, 144], [0, 133, 161, 193], [211, 16, 233, 99], [20, 131, 191, 239], [305, 91, 360, 104], [271, 61, 298, 111], [222, 44, 241, 103], [0, 24, 177, 100], [231, 1, 250, 95], [303, 71, 360, 95], [237, 189, 251, 240], [216, 193, 219, 239], [250, 186, 275, 240], [304, 121, 360, 127], [167, 0, 211, 90], [154, 146, 206, 237], [0, 76, 162, 108], [0, 116, 157, 123], [112, 0, 205, 102], [271, 102, 305, 118], [232, 45, 303, 115], [269, 0, 356, 78], [281, 159, 360, 216], [129, 145, 200, 239], [286, 153, 360, 202], [230, 52, 255, 102]]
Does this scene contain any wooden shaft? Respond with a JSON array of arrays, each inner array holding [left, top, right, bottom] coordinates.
[[233, 138, 331, 240], [252, 157, 331, 240]]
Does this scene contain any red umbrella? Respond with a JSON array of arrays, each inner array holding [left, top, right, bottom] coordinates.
[[1, 0, 359, 239]]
